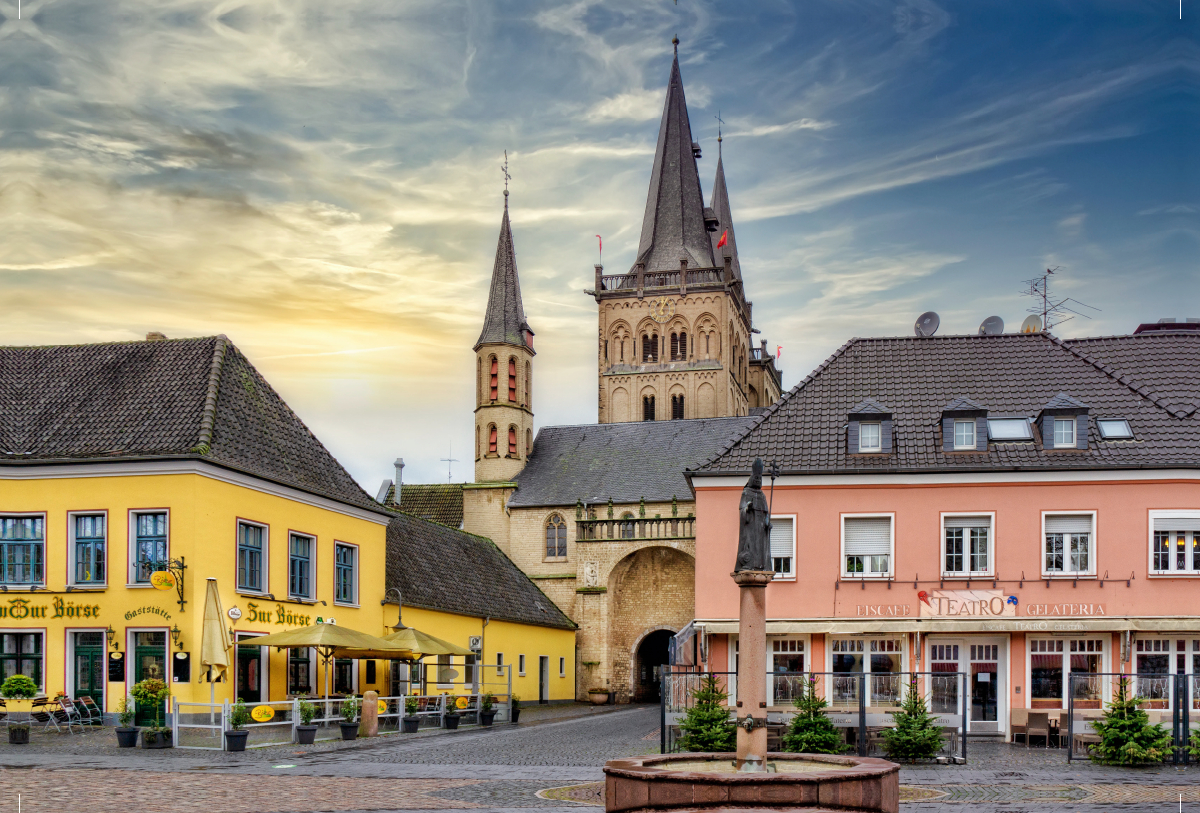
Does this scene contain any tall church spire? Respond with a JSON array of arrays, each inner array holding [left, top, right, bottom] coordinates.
[[632, 43, 717, 274], [475, 195, 534, 352], [708, 146, 741, 281]]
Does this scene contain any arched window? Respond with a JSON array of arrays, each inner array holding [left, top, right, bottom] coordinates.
[[620, 512, 635, 539], [477, 357, 482, 403], [475, 426, 480, 459], [642, 334, 651, 362], [525, 361, 531, 406], [508, 425, 518, 457], [671, 394, 684, 420], [642, 395, 655, 422], [488, 356, 498, 401], [526, 428, 532, 456], [670, 333, 679, 360], [488, 424, 498, 454], [508, 357, 517, 402], [545, 514, 567, 559], [679, 332, 687, 359]]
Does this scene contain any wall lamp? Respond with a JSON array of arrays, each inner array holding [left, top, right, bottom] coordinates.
[[171, 624, 183, 650], [106, 625, 118, 650]]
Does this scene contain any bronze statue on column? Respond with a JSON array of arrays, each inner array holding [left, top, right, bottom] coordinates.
[[735, 458, 772, 573]]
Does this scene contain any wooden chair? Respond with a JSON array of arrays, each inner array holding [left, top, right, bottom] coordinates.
[[1026, 711, 1051, 748], [1010, 707, 1028, 744]]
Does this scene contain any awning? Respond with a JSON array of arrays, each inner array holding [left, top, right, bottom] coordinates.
[[697, 617, 1200, 635]]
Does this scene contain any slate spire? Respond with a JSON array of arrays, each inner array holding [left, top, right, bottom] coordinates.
[[708, 141, 741, 280], [632, 44, 717, 274], [475, 193, 533, 351]]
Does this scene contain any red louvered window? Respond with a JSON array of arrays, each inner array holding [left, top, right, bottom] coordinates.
[[489, 357, 498, 400], [508, 426, 518, 457], [488, 425, 498, 454], [508, 358, 517, 402]]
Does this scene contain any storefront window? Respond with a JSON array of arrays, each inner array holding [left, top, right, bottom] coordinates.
[[1069, 639, 1103, 708], [1030, 638, 1104, 708], [929, 643, 960, 713], [0, 633, 43, 688], [1135, 638, 1172, 707], [288, 648, 312, 696], [831, 638, 901, 706], [334, 658, 354, 695], [770, 638, 805, 705], [1030, 639, 1064, 707]]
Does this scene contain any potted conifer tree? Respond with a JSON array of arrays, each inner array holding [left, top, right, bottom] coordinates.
[[225, 698, 251, 751], [880, 676, 943, 762], [115, 696, 139, 747], [401, 697, 420, 733], [339, 695, 360, 740], [676, 673, 736, 752], [781, 677, 849, 754], [1, 675, 38, 745], [1089, 675, 1173, 764], [296, 699, 319, 744]]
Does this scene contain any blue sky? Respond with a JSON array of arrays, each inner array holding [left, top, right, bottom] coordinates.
[[1, 0, 1195, 488]]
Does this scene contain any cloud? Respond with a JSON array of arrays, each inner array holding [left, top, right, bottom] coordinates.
[[585, 89, 663, 122]]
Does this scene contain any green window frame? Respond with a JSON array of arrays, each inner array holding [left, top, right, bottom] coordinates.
[[289, 534, 313, 599], [237, 523, 265, 592], [0, 517, 44, 585], [334, 543, 356, 604], [133, 512, 167, 583], [0, 632, 43, 689], [73, 514, 106, 585]]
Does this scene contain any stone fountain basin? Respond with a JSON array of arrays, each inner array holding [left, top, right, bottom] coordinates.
[[604, 753, 899, 813]]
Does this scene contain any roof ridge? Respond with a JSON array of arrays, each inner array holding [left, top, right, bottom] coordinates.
[[193, 334, 228, 455], [1047, 333, 1195, 418], [534, 415, 754, 434]]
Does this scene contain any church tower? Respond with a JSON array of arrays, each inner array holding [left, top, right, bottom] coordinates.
[[473, 191, 535, 483], [591, 41, 780, 423]]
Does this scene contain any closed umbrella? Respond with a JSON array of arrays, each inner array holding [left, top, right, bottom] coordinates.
[[249, 623, 412, 703], [199, 578, 232, 705]]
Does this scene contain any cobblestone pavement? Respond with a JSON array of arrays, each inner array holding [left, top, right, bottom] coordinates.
[[3, 709, 1199, 812]]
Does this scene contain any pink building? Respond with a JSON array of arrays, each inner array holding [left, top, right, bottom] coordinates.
[[688, 328, 1200, 740]]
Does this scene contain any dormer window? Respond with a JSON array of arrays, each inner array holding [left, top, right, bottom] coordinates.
[[941, 397, 987, 452], [953, 420, 976, 450], [1052, 417, 1076, 448], [859, 422, 881, 452], [847, 398, 891, 455], [1038, 393, 1089, 451], [1097, 419, 1133, 440]]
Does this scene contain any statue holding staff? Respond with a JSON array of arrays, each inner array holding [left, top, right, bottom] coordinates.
[[734, 458, 772, 572]]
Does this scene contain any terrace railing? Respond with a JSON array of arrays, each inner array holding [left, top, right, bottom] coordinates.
[[1066, 673, 1199, 763], [576, 516, 695, 542]]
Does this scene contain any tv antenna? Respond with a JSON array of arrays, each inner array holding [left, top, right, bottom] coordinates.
[[1020, 267, 1099, 331], [440, 443, 459, 483]]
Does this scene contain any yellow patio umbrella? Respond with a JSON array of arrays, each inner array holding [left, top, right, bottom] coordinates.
[[383, 627, 473, 658], [249, 623, 412, 702], [200, 578, 232, 704]]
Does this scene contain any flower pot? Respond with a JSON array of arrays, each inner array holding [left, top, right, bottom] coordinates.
[[588, 691, 608, 706], [339, 721, 359, 741], [8, 725, 30, 745], [401, 716, 420, 734], [115, 727, 139, 748], [225, 729, 249, 752], [480, 710, 496, 727], [443, 713, 460, 730], [140, 729, 173, 749], [510, 708, 521, 723], [296, 724, 318, 744]]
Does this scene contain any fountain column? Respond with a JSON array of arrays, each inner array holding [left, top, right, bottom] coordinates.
[[732, 569, 773, 770]]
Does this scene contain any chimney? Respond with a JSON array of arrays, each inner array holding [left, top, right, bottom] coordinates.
[[146, 332, 167, 342], [393, 458, 404, 508]]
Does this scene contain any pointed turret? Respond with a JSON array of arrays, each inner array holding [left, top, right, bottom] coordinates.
[[632, 45, 716, 274], [708, 142, 741, 280], [475, 195, 534, 352]]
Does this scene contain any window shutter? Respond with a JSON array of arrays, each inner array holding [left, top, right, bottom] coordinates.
[[975, 416, 988, 451], [847, 422, 859, 454], [770, 517, 794, 559], [942, 417, 955, 452], [844, 517, 891, 555], [944, 515, 992, 530], [1153, 516, 1200, 532], [1045, 514, 1092, 534], [1039, 415, 1052, 448], [1075, 415, 1089, 449], [881, 420, 893, 453]]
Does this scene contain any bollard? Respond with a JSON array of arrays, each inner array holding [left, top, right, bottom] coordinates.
[[361, 690, 379, 737]]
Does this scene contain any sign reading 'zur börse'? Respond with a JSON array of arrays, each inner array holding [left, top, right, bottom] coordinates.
[[918, 589, 1017, 618]]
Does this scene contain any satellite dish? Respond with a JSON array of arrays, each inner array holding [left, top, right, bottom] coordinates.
[[979, 316, 1004, 335], [1020, 314, 1043, 334], [914, 311, 940, 337]]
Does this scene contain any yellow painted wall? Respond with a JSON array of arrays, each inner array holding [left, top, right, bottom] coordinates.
[[0, 469, 390, 713], [398, 605, 576, 702]]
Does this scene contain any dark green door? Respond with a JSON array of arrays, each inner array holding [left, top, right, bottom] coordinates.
[[72, 632, 105, 710], [133, 631, 167, 726], [237, 641, 263, 703]]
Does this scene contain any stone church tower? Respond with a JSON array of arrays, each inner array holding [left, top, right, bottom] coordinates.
[[592, 43, 780, 423]]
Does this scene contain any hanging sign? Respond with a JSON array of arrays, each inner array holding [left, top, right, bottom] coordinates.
[[150, 571, 176, 591], [251, 705, 275, 722], [228, 606, 242, 620]]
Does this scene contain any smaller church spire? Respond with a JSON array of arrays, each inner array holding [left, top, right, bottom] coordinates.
[[475, 166, 533, 352], [709, 143, 741, 281]]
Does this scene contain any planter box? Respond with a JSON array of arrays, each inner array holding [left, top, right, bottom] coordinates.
[[511, 708, 521, 723], [401, 717, 420, 734], [115, 727, 139, 748], [443, 714, 461, 730], [140, 730, 173, 749], [225, 730, 249, 752], [480, 710, 496, 727], [8, 726, 29, 745], [296, 724, 318, 744], [588, 692, 608, 706], [339, 721, 359, 741]]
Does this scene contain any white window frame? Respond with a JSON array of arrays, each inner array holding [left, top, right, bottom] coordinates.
[[1097, 418, 1133, 440], [1147, 510, 1200, 577], [940, 512, 996, 578], [1041, 511, 1097, 578], [987, 417, 1033, 441], [67, 511, 108, 588], [953, 419, 976, 450], [769, 514, 796, 580], [333, 540, 359, 606], [858, 422, 882, 453], [128, 509, 169, 587], [1026, 636, 1108, 709], [495, 652, 505, 675], [841, 513, 894, 579], [559, 657, 566, 677], [1052, 417, 1076, 448], [236, 519, 269, 596], [518, 654, 526, 676]]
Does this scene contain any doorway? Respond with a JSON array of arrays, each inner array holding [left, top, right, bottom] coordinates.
[[634, 630, 673, 703], [236, 636, 264, 703], [72, 631, 105, 710], [970, 643, 1000, 732], [927, 636, 1006, 734], [133, 631, 167, 726], [538, 656, 549, 704]]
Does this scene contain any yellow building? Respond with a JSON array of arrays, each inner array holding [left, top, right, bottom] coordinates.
[[0, 335, 392, 722]]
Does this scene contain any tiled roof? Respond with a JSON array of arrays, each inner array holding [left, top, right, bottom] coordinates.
[[381, 483, 465, 528], [475, 201, 532, 351], [1065, 333, 1200, 418], [849, 398, 891, 415], [508, 416, 756, 508], [385, 513, 575, 630], [0, 336, 386, 513], [942, 396, 985, 412], [694, 332, 1200, 475], [1042, 392, 1089, 411]]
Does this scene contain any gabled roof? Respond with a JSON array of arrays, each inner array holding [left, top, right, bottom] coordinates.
[[385, 513, 575, 631], [380, 482, 465, 528], [849, 398, 891, 416], [1041, 392, 1089, 411], [632, 49, 716, 274], [0, 336, 386, 514], [693, 332, 1200, 476], [1065, 333, 1200, 418], [475, 200, 533, 351], [708, 148, 741, 280], [507, 416, 756, 508], [942, 396, 986, 412]]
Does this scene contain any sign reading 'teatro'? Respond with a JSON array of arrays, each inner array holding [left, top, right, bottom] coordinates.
[[918, 589, 1017, 618]]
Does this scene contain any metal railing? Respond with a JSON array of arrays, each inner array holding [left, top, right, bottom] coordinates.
[[576, 516, 695, 542], [1066, 673, 1199, 763]]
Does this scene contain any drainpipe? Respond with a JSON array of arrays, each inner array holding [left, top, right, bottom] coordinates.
[[394, 458, 405, 508], [481, 617, 489, 695]]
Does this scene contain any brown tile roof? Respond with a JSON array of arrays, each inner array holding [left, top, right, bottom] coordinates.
[[0, 336, 386, 514], [1065, 333, 1200, 418], [694, 332, 1200, 476], [380, 483, 465, 528]]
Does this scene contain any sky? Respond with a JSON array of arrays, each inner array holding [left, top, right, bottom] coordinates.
[[1, 0, 1196, 490]]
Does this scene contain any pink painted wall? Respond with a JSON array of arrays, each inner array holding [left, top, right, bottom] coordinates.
[[694, 479, 1200, 621]]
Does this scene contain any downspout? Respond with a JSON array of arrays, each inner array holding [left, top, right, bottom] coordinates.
[[481, 616, 490, 694]]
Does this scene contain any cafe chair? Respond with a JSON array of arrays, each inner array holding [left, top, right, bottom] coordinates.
[[54, 697, 85, 734], [1025, 711, 1051, 748], [30, 697, 61, 733], [76, 696, 104, 727]]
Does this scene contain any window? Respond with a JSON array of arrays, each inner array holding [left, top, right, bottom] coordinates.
[[559, 657, 566, 677], [289, 533, 314, 598], [642, 334, 659, 362], [488, 356, 498, 400], [1150, 515, 1200, 574], [526, 429, 532, 456], [858, 422, 881, 452], [518, 654, 526, 676], [496, 652, 504, 675], [670, 333, 679, 360], [943, 515, 993, 576], [525, 361, 531, 406], [1043, 513, 1094, 576], [842, 516, 892, 577], [1052, 417, 1076, 447], [334, 543, 357, 604], [0, 517, 45, 586], [334, 658, 354, 694], [769, 516, 795, 579], [237, 522, 265, 592], [987, 417, 1033, 441], [642, 395, 655, 421], [71, 514, 106, 585], [679, 332, 687, 359], [1134, 639, 1178, 706], [953, 420, 976, 450], [671, 394, 684, 420], [488, 424, 498, 455], [619, 512, 635, 539], [1030, 638, 1104, 708], [831, 638, 903, 704], [508, 425, 518, 457], [132, 512, 167, 584], [545, 515, 567, 559], [1097, 419, 1132, 440], [288, 648, 313, 695], [508, 358, 517, 402], [0, 632, 43, 688]]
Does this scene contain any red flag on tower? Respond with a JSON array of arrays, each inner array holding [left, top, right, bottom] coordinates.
[[716, 229, 728, 248], [776, 345, 782, 359]]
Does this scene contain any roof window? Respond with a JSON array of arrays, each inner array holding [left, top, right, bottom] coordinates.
[[1038, 393, 1089, 451], [1097, 419, 1133, 440], [987, 418, 1033, 441], [847, 398, 892, 455], [940, 397, 987, 452]]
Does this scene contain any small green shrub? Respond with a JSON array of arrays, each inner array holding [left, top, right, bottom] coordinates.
[[340, 695, 360, 723], [228, 699, 252, 731], [510, 694, 521, 710], [116, 696, 136, 728], [1089, 676, 1173, 765], [781, 678, 849, 754], [298, 699, 317, 725], [404, 696, 419, 716], [676, 673, 736, 753], [880, 676, 944, 762], [0, 674, 38, 700]]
